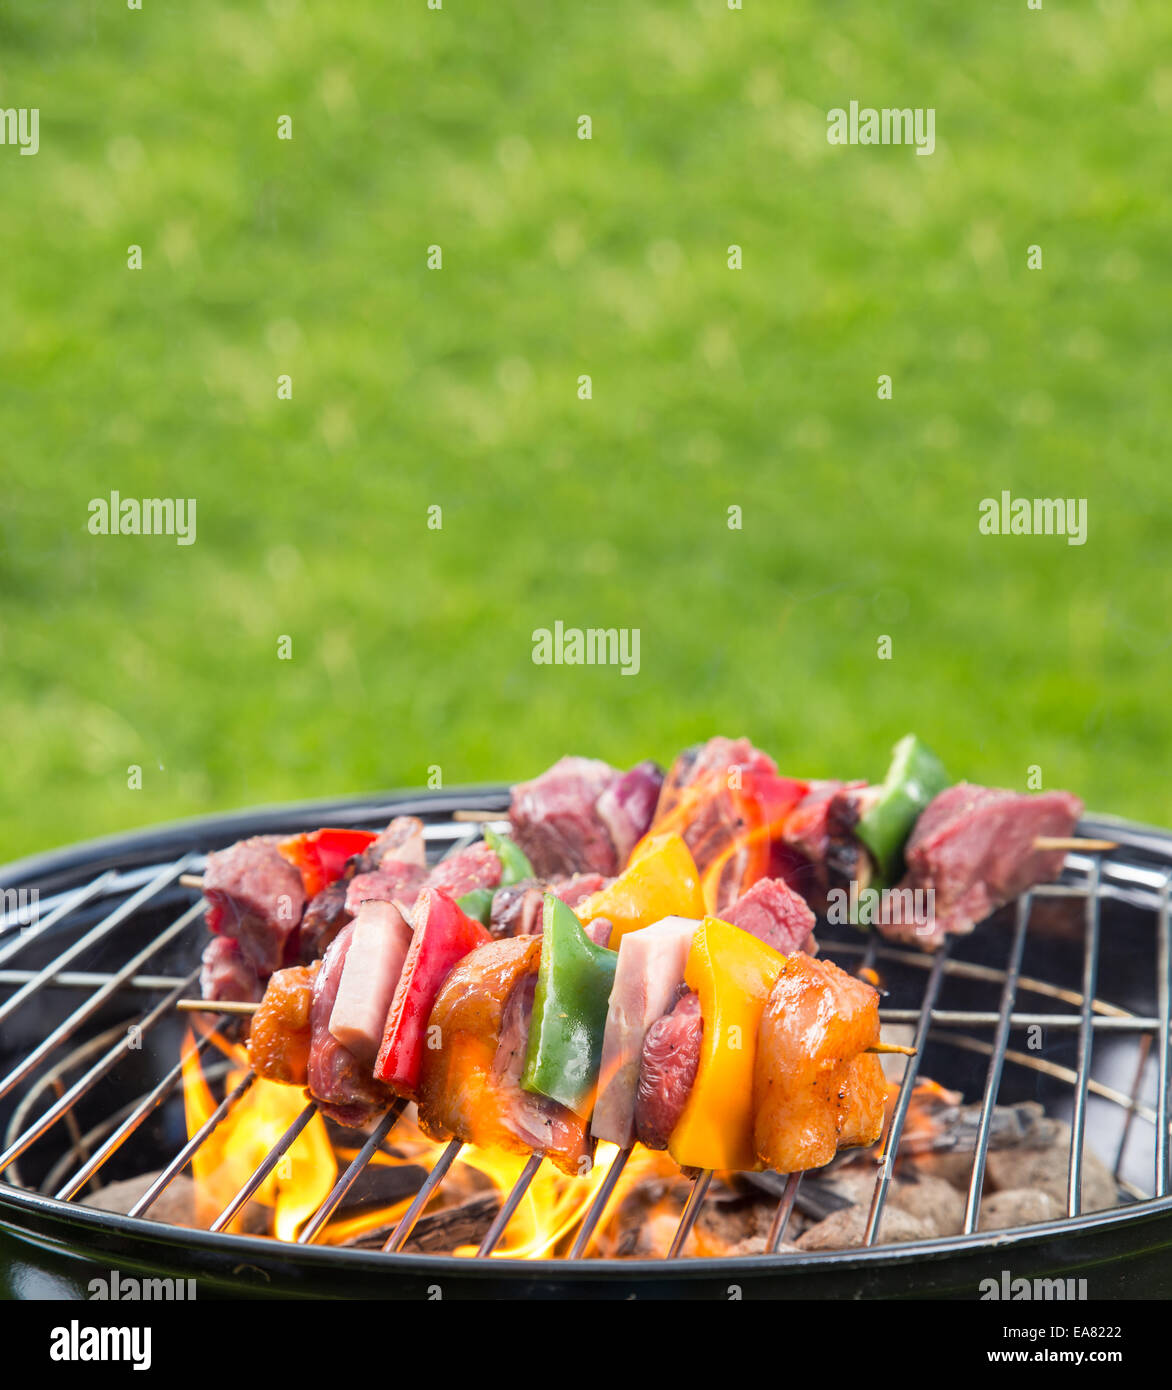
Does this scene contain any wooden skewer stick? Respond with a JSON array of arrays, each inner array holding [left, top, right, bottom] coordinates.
[[174, 835, 1116, 897], [176, 998, 259, 1015], [452, 810, 508, 824], [174, 993, 917, 1060], [1033, 836, 1117, 852]]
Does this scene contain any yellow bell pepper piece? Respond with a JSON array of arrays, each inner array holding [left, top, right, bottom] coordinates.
[[575, 833, 705, 948], [667, 916, 785, 1172]]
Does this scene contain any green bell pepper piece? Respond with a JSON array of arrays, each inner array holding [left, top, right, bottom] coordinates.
[[456, 887, 494, 925], [458, 829, 534, 923], [855, 734, 951, 884], [483, 826, 533, 886], [521, 894, 617, 1116]]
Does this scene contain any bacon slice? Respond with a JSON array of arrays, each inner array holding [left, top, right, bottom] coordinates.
[[328, 900, 412, 1064], [592, 916, 697, 1149], [308, 924, 394, 1128], [753, 955, 885, 1174]]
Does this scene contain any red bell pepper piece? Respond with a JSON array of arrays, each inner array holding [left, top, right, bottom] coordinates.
[[374, 888, 491, 1096], [277, 828, 377, 899]]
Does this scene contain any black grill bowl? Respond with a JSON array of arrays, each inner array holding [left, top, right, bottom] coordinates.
[[1, 789, 1171, 1299]]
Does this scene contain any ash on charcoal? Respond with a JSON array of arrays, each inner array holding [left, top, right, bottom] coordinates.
[[979, 1188, 1064, 1231], [81, 1172, 264, 1234], [822, 1169, 965, 1238], [599, 1174, 776, 1258], [797, 1204, 934, 1251], [985, 1122, 1116, 1214]]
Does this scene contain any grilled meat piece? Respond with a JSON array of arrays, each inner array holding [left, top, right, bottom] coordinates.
[[753, 954, 884, 1173], [594, 761, 665, 866], [510, 757, 627, 878], [889, 784, 1084, 948], [552, 872, 612, 908], [647, 738, 807, 911], [836, 1053, 890, 1150], [366, 815, 426, 869], [593, 917, 697, 1148], [781, 780, 877, 893], [490, 879, 547, 937], [416, 936, 591, 1176], [489, 872, 614, 939], [344, 861, 427, 917], [250, 963, 318, 1085], [308, 923, 394, 1128], [298, 880, 352, 963], [202, 836, 306, 977], [199, 936, 262, 1004], [423, 841, 502, 900], [635, 987, 703, 1151], [723, 877, 818, 956]]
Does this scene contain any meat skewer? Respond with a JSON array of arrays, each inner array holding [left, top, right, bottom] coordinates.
[[179, 832, 1114, 895], [173, 737, 1107, 1252], [177, 834, 1113, 896], [171, 994, 915, 1054]]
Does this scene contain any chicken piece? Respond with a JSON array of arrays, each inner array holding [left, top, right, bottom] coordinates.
[[754, 955, 884, 1174], [249, 963, 318, 1085], [416, 936, 591, 1176], [837, 1053, 889, 1152]]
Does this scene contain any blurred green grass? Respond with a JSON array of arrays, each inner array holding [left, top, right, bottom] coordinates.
[[1, 0, 1169, 860]]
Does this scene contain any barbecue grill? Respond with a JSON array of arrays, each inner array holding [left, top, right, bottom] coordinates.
[[2, 786, 1171, 1300]]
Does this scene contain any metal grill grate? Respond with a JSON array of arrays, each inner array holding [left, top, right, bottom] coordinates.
[[1, 795, 1170, 1270]]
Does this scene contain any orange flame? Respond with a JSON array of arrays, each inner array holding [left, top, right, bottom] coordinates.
[[180, 1029, 691, 1256], [181, 1031, 335, 1240]]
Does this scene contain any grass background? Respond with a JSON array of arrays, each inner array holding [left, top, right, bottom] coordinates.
[[0, 0, 1168, 861]]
